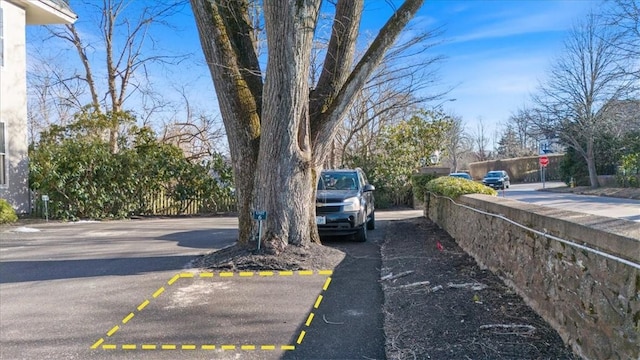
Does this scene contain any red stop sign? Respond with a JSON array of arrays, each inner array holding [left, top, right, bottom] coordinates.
[[539, 155, 549, 167]]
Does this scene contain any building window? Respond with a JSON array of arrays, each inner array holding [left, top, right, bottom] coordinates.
[[0, 122, 5, 186]]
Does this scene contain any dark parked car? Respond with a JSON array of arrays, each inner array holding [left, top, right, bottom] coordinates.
[[449, 172, 472, 180], [482, 170, 510, 189], [316, 168, 375, 242]]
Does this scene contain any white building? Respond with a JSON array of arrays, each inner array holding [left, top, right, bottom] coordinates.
[[0, 0, 76, 213]]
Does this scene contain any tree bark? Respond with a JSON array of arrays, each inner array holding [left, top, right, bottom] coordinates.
[[190, 0, 263, 245]]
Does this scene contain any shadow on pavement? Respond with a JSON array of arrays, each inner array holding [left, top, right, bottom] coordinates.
[[0, 255, 197, 284], [157, 229, 238, 249]]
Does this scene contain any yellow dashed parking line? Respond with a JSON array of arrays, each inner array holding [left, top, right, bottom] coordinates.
[[137, 299, 150, 311], [92, 270, 333, 352], [106, 325, 119, 336], [121, 312, 134, 324], [90, 338, 104, 349], [305, 313, 314, 326], [323, 277, 332, 290], [296, 331, 306, 344], [167, 274, 180, 285], [152, 287, 165, 298]]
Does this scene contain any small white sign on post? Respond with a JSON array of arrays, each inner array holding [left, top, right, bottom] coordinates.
[[41, 195, 50, 222]]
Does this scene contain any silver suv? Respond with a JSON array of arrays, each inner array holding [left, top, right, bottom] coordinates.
[[315, 168, 375, 242]]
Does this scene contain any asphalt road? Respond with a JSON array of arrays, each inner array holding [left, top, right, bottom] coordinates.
[[499, 182, 640, 222], [0, 211, 422, 360]]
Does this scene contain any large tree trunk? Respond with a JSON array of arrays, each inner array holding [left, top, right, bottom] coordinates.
[[255, 0, 321, 252]]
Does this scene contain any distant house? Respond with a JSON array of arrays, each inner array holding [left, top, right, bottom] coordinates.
[[0, 0, 76, 213]]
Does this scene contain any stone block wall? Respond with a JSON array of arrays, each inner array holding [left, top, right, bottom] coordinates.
[[425, 193, 639, 360]]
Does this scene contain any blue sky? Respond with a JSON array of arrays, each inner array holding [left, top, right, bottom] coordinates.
[[399, 0, 596, 137], [29, 0, 598, 144]]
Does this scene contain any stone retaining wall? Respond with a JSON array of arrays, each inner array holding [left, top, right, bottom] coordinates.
[[425, 193, 639, 360]]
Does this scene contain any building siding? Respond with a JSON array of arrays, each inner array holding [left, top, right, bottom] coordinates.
[[0, 0, 29, 213]]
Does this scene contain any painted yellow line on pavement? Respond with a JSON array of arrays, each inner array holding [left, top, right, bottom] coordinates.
[[152, 287, 165, 298], [167, 274, 180, 285], [90, 338, 104, 349], [122, 312, 134, 324], [137, 299, 150, 311], [91, 269, 336, 351], [305, 313, 315, 326], [296, 331, 306, 344], [106, 325, 119, 337], [323, 277, 332, 290]]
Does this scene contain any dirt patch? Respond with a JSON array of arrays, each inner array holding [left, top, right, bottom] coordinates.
[[380, 217, 578, 360], [191, 242, 345, 271]]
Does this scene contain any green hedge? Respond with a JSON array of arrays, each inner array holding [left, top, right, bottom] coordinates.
[[0, 199, 18, 224], [411, 173, 437, 202], [424, 176, 497, 199]]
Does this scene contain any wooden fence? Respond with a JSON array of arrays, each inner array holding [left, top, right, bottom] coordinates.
[[31, 190, 237, 219]]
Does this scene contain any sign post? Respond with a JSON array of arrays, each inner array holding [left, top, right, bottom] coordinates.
[[41, 195, 49, 222], [253, 211, 267, 251], [539, 156, 549, 189]]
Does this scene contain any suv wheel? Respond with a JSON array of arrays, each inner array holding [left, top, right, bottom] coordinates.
[[367, 211, 375, 230], [355, 224, 367, 242]]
